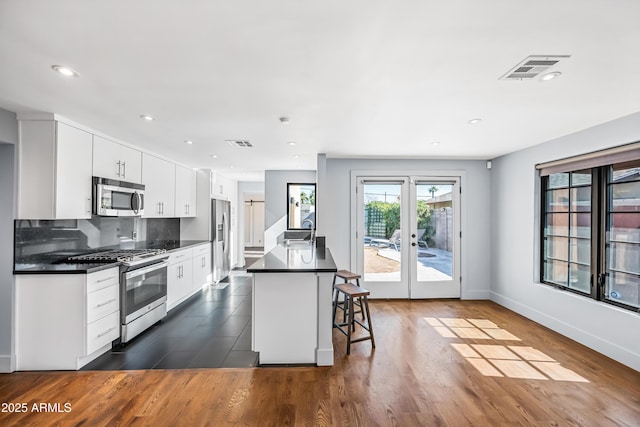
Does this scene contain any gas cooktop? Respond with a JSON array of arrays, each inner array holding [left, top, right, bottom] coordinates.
[[68, 248, 168, 264]]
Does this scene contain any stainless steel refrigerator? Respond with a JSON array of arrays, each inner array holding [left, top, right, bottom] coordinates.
[[211, 198, 231, 283]]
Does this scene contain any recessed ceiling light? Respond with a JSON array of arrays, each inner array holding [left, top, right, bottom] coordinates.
[[279, 116, 290, 124], [468, 118, 482, 124], [184, 140, 193, 145], [540, 71, 562, 81], [51, 65, 79, 78], [210, 154, 218, 158], [293, 155, 300, 158], [432, 141, 441, 146], [140, 114, 154, 121], [287, 141, 297, 146]]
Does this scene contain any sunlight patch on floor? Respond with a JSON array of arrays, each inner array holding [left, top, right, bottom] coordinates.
[[424, 317, 589, 382]]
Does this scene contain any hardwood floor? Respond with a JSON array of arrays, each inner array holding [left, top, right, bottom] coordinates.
[[1, 300, 639, 426]]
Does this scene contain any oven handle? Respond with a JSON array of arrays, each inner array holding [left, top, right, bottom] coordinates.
[[124, 261, 168, 280]]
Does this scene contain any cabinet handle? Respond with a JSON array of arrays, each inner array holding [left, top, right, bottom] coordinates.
[[97, 327, 116, 338], [122, 161, 126, 179], [96, 276, 116, 283], [96, 298, 117, 308], [161, 202, 164, 215], [116, 161, 121, 177], [86, 197, 92, 214]]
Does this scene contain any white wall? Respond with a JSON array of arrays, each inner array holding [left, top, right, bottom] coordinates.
[[0, 108, 18, 372], [490, 111, 640, 371], [322, 158, 492, 299], [264, 170, 316, 251]]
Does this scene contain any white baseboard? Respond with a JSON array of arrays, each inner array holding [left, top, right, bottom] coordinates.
[[0, 354, 16, 373], [490, 291, 640, 372], [462, 289, 491, 300]]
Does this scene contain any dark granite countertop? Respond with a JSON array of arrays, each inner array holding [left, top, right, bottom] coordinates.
[[145, 240, 210, 251], [247, 244, 337, 273], [14, 261, 121, 275], [13, 240, 210, 275]]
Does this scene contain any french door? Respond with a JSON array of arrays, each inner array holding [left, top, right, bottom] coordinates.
[[355, 176, 461, 299]]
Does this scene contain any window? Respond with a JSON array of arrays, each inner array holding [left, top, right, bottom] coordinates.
[[541, 155, 640, 312], [287, 183, 316, 230]]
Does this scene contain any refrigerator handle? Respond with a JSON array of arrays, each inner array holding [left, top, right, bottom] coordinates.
[[222, 210, 227, 252]]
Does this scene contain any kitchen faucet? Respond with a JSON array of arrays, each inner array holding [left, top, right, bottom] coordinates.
[[302, 218, 315, 242]]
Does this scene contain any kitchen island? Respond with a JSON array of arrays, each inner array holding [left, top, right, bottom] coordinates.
[[247, 243, 337, 366]]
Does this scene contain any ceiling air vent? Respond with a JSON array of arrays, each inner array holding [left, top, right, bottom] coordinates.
[[499, 55, 570, 80], [226, 139, 253, 148]]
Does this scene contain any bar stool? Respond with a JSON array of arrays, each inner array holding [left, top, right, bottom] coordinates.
[[332, 270, 364, 326], [333, 282, 375, 355]]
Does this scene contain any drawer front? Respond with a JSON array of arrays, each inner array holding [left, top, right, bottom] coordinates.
[[168, 248, 193, 264], [87, 284, 119, 323], [193, 243, 210, 256], [86, 311, 119, 355], [87, 267, 120, 293]]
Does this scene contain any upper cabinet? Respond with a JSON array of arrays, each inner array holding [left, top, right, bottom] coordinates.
[[18, 120, 93, 219], [93, 135, 142, 184], [17, 114, 198, 220], [142, 153, 176, 218], [175, 165, 196, 217], [210, 171, 234, 200]]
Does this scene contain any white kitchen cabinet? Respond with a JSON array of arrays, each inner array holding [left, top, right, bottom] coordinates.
[[93, 134, 142, 183], [210, 170, 233, 200], [192, 243, 212, 290], [167, 248, 194, 310], [175, 165, 197, 217], [142, 153, 176, 217], [16, 267, 121, 370], [17, 120, 93, 219]]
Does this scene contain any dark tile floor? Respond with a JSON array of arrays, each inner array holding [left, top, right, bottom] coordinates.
[[82, 272, 258, 370]]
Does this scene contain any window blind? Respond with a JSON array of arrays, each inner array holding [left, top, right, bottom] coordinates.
[[536, 141, 640, 176]]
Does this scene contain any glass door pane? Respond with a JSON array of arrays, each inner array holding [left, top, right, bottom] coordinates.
[[363, 183, 403, 283], [415, 183, 453, 282], [411, 180, 460, 298], [358, 179, 408, 298]]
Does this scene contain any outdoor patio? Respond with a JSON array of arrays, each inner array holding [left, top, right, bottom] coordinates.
[[363, 244, 453, 282]]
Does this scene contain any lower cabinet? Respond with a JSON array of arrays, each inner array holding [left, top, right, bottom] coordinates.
[[16, 267, 121, 370], [192, 244, 212, 291], [166, 243, 212, 311], [168, 250, 193, 310]]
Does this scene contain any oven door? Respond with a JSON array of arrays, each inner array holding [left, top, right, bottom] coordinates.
[[122, 261, 168, 324]]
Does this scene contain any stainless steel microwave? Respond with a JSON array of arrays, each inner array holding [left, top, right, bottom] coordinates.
[[93, 177, 145, 216]]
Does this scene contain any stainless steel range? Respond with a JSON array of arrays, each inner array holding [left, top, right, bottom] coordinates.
[[69, 249, 169, 344]]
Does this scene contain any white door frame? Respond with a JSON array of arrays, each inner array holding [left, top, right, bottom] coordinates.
[[350, 170, 466, 299]]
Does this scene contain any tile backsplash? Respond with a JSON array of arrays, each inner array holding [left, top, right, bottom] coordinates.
[[14, 216, 180, 264]]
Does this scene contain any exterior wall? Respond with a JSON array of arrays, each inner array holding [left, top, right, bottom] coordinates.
[[490, 111, 640, 371], [322, 158, 491, 299]]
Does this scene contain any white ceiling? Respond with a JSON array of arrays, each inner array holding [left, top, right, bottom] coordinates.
[[1, 0, 639, 182]]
